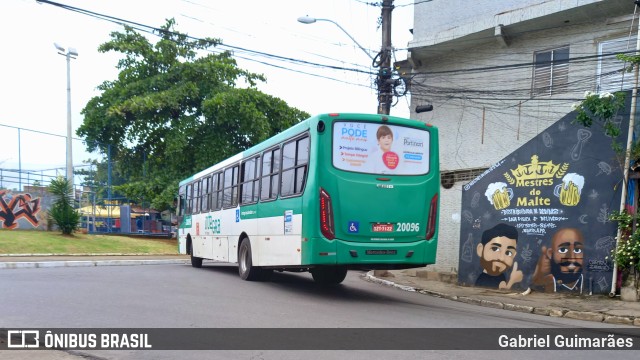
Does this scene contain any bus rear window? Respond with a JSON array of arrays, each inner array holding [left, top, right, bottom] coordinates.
[[332, 122, 430, 175]]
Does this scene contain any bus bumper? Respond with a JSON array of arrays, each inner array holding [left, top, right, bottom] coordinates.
[[304, 237, 437, 268]]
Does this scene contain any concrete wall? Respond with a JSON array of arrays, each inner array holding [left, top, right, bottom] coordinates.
[[411, 0, 612, 48], [0, 189, 54, 230]]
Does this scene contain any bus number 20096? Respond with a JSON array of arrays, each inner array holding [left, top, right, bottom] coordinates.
[[396, 222, 420, 232]]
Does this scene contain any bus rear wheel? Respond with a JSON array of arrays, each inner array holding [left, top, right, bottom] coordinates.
[[238, 239, 266, 281], [190, 241, 203, 268], [311, 266, 348, 285]]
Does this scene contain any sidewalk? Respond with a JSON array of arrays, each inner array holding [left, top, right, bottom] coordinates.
[[366, 268, 640, 327], [0, 254, 190, 270], [2, 255, 639, 327]]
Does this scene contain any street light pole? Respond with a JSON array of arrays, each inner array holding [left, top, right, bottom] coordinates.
[[54, 43, 78, 187], [298, 1, 395, 115], [297, 16, 375, 62]]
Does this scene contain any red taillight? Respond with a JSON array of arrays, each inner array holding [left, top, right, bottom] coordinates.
[[320, 188, 335, 240], [425, 193, 438, 240]]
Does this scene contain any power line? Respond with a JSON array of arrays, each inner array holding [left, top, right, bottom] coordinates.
[[36, 0, 376, 78]]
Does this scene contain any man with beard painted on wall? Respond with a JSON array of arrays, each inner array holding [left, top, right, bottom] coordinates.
[[532, 227, 584, 293], [475, 223, 523, 290]]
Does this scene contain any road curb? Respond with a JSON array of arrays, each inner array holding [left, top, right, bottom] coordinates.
[[0, 253, 177, 257], [0, 259, 190, 270], [364, 271, 639, 327]]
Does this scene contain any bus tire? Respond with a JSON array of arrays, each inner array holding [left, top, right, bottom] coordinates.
[[238, 239, 263, 281], [311, 266, 348, 285], [190, 241, 203, 268]]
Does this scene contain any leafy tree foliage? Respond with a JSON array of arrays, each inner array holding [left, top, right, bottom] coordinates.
[[48, 177, 81, 235], [78, 19, 309, 210]]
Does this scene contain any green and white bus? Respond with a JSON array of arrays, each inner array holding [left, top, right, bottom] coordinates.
[[176, 113, 439, 284]]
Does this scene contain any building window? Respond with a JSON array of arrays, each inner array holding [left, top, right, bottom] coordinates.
[[598, 37, 636, 94], [532, 46, 569, 97]]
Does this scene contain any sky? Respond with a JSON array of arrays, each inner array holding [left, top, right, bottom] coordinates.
[[0, 0, 414, 187]]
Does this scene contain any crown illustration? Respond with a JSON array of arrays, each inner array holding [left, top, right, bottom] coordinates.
[[504, 155, 568, 184]]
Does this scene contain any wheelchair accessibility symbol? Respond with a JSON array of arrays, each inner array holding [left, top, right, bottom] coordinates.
[[348, 221, 359, 233]]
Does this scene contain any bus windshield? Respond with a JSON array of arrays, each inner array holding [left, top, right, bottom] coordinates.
[[332, 121, 431, 175]]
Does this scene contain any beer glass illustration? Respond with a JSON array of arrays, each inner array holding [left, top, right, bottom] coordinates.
[[554, 173, 584, 206], [485, 182, 513, 210]]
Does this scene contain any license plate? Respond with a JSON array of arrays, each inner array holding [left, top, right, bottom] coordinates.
[[372, 223, 394, 232], [366, 250, 397, 255]]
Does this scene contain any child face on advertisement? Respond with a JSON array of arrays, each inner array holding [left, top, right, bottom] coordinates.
[[377, 125, 394, 152]]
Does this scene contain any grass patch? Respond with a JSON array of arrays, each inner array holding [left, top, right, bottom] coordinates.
[[0, 230, 179, 255]]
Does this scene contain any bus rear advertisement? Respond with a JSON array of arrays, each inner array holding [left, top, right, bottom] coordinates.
[[176, 113, 439, 284]]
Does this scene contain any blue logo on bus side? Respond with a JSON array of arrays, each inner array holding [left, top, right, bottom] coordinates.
[[348, 221, 359, 233], [235, 209, 240, 223], [205, 216, 221, 234]]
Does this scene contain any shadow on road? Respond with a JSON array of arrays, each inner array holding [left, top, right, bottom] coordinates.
[[194, 262, 424, 306]]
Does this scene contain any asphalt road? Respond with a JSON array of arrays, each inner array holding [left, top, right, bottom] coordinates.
[[0, 262, 636, 360]]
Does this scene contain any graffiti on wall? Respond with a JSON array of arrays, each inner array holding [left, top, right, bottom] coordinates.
[[458, 93, 632, 295], [0, 190, 42, 229]]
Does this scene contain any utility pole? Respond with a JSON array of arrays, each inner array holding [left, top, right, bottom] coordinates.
[[377, 0, 394, 115], [373, 0, 395, 278], [610, 0, 640, 298]]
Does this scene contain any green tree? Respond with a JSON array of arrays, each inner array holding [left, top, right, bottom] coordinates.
[[78, 19, 309, 210], [48, 176, 81, 235]]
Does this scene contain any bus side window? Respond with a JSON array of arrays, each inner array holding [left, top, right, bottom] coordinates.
[[177, 185, 186, 216], [231, 166, 239, 207], [281, 141, 296, 197], [223, 165, 239, 208], [201, 176, 210, 212], [260, 147, 281, 201], [296, 136, 310, 193], [212, 172, 223, 210], [193, 180, 201, 214], [240, 156, 259, 205], [271, 148, 281, 198], [281, 135, 309, 197], [186, 184, 193, 215]]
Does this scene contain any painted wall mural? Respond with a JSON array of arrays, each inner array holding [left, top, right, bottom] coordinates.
[[0, 190, 49, 230], [458, 94, 631, 295]]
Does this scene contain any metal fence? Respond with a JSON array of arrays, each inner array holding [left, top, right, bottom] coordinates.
[[0, 123, 173, 236]]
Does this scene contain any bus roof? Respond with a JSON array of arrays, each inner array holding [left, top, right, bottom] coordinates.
[[178, 113, 434, 186]]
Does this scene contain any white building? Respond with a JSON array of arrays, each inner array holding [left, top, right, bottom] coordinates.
[[405, 0, 634, 272]]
